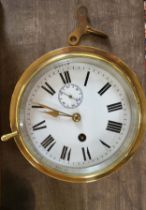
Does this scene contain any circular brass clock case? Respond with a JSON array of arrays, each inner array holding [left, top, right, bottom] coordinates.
[[8, 46, 146, 183]]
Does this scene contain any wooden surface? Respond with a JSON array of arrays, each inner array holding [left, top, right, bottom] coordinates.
[[0, 0, 146, 210]]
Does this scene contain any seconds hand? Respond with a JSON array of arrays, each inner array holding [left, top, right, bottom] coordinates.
[[60, 91, 78, 101]]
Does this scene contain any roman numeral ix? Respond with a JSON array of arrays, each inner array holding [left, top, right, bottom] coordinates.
[[106, 120, 122, 133], [107, 102, 122, 112], [41, 82, 56, 95], [60, 146, 71, 161], [60, 71, 71, 84], [82, 147, 91, 161], [41, 135, 56, 152], [98, 82, 111, 96], [32, 120, 47, 131]]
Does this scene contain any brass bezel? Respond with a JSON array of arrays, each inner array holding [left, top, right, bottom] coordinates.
[[10, 46, 146, 183]]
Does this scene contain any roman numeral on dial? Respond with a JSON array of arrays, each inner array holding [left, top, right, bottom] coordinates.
[[60, 146, 71, 161], [32, 120, 47, 131], [100, 140, 111, 148], [60, 71, 71, 84], [98, 82, 111, 96], [107, 102, 122, 112], [84, 71, 90, 86], [32, 105, 43, 108], [106, 120, 122, 133], [82, 147, 91, 161], [41, 82, 56, 95], [41, 135, 56, 152]]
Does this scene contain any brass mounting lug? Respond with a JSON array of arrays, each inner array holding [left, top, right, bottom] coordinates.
[[68, 6, 108, 46]]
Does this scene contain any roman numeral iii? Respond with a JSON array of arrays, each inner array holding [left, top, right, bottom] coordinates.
[[98, 82, 111, 96], [41, 135, 56, 152], [32, 120, 47, 131], [107, 102, 122, 112], [106, 120, 122, 133], [60, 71, 71, 84], [60, 146, 71, 161], [41, 82, 56, 95], [82, 147, 91, 161]]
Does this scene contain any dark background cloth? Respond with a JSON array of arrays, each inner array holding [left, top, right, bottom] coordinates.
[[0, 0, 146, 210]]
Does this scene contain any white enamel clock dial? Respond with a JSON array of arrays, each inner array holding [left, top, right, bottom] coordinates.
[[18, 54, 140, 179]]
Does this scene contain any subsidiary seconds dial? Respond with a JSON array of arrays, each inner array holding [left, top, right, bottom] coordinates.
[[58, 83, 83, 109]]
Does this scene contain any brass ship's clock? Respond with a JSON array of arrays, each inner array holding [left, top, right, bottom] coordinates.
[[1, 6, 146, 183]]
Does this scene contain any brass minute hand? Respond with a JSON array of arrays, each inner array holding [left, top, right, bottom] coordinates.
[[33, 103, 72, 118]]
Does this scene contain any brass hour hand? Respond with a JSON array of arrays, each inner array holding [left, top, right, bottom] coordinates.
[[33, 103, 72, 118], [33, 103, 81, 122]]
